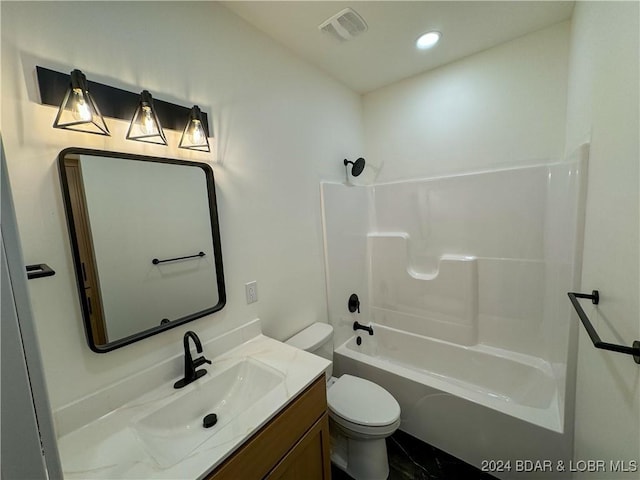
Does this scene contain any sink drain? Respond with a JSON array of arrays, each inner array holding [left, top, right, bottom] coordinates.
[[203, 413, 218, 428]]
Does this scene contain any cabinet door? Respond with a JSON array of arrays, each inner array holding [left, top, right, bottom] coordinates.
[[206, 376, 328, 480], [266, 413, 331, 480]]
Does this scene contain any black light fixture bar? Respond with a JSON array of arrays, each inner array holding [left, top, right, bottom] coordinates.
[[37, 66, 209, 133]]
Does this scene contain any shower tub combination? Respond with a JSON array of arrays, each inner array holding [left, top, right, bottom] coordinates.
[[322, 151, 588, 478]]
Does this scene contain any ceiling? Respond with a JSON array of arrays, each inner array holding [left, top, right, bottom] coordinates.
[[223, 1, 575, 93]]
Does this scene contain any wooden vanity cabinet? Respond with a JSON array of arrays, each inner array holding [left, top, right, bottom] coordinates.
[[206, 375, 331, 480]]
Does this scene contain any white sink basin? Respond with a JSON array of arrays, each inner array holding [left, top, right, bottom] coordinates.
[[131, 358, 285, 468]]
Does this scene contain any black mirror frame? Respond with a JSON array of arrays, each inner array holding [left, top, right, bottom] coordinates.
[[58, 147, 226, 353]]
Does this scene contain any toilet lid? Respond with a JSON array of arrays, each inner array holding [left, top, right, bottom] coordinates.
[[327, 375, 400, 427]]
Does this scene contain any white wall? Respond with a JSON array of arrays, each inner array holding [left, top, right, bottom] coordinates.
[[565, 2, 640, 474], [363, 21, 570, 183], [1, 1, 364, 410]]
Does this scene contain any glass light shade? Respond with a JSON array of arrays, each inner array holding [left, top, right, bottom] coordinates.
[[53, 69, 110, 136], [126, 90, 167, 145], [179, 105, 211, 152]]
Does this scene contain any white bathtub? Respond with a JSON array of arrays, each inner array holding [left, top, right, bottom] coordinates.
[[334, 324, 572, 479]]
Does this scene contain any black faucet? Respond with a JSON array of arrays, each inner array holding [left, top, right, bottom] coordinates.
[[174, 331, 212, 389], [353, 321, 374, 335]]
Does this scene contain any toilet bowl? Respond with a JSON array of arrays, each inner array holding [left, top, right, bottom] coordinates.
[[286, 323, 401, 480]]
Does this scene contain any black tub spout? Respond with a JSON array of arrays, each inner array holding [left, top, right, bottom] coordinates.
[[353, 321, 374, 335]]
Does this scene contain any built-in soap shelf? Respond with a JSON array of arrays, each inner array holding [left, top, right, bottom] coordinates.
[[368, 232, 476, 280], [368, 233, 479, 346]]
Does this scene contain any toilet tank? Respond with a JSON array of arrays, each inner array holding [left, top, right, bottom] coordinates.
[[285, 322, 334, 379]]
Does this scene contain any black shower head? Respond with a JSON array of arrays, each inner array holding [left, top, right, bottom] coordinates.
[[344, 157, 366, 177]]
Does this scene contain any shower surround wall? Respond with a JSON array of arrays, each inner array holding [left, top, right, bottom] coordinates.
[[322, 151, 587, 476], [369, 163, 578, 364]]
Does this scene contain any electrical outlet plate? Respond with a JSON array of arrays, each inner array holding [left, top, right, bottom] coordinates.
[[245, 281, 258, 304]]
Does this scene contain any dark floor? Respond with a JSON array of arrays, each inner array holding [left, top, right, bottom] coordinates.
[[331, 430, 497, 480]]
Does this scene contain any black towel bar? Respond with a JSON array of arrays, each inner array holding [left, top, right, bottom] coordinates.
[[568, 290, 640, 364], [152, 251, 205, 265]]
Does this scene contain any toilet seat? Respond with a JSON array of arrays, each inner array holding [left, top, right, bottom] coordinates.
[[330, 410, 401, 438], [327, 374, 400, 435]]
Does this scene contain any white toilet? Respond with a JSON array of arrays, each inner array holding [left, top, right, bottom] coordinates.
[[286, 322, 401, 480]]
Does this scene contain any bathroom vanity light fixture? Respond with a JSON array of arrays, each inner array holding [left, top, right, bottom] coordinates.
[[179, 106, 211, 152], [126, 90, 167, 145], [37, 66, 211, 148], [416, 31, 441, 50], [53, 69, 110, 136]]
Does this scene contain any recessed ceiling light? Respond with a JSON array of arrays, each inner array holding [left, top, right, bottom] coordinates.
[[416, 31, 441, 50]]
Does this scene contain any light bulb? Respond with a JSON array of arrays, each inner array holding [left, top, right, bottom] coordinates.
[[179, 105, 209, 151], [141, 106, 155, 135], [71, 88, 92, 121], [189, 119, 205, 145]]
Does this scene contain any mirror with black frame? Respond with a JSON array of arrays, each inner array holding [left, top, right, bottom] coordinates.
[[58, 148, 225, 352]]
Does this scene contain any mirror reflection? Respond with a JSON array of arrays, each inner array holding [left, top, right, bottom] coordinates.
[[59, 148, 225, 352]]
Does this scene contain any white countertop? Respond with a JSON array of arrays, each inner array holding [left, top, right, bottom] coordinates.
[[56, 327, 330, 479]]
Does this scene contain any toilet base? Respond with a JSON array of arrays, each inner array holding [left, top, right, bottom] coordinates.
[[330, 421, 390, 480]]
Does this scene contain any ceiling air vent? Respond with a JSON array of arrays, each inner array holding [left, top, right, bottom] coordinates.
[[319, 8, 368, 42]]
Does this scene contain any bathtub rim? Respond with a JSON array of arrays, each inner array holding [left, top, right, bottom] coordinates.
[[336, 325, 565, 434]]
